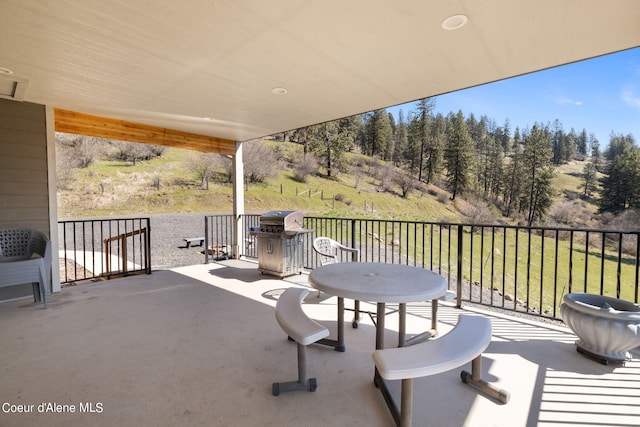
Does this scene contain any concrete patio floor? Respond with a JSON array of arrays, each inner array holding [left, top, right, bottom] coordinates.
[[1, 259, 639, 427]]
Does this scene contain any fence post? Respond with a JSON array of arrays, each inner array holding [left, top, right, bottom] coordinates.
[[457, 224, 463, 309]]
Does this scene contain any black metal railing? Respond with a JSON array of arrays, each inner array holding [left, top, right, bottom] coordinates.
[[201, 214, 640, 321], [203, 214, 261, 262], [304, 217, 640, 320], [58, 218, 151, 284], [60, 214, 640, 319]]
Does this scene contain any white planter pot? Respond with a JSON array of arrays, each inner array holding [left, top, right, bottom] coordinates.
[[561, 293, 640, 363]]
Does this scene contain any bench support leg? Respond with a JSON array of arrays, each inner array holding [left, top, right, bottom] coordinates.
[[460, 356, 510, 404], [272, 343, 318, 396], [400, 378, 413, 427], [317, 296, 346, 352], [374, 374, 413, 427], [374, 374, 400, 426]]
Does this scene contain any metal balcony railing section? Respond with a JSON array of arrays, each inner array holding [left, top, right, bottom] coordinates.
[[203, 214, 258, 263], [205, 215, 640, 322], [58, 218, 151, 284], [302, 217, 640, 320]]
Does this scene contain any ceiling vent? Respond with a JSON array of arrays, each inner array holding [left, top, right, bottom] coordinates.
[[0, 74, 29, 101]]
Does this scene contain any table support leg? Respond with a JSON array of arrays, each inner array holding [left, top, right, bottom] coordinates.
[[337, 297, 345, 351], [430, 299, 439, 336], [376, 302, 385, 350], [374, 302, 386, 379], [398, 303, 406, 347]]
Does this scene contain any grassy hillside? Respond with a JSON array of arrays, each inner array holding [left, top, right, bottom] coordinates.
[[57, 142, 458, 220], [57, 141, 599, 225]]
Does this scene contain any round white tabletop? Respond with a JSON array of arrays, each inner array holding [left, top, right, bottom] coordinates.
[[308, 262, 446, 304]]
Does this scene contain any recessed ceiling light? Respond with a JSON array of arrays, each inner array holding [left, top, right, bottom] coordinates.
[[0, 67, 14, 75], [272, 87, 288, 95], [441, 14, 468, 31]]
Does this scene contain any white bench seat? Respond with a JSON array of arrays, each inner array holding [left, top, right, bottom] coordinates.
[[375, 314, 490, 380], [272, 287, 329, 396], [373, 314, 509, 426], [275, 287, 330, 346]]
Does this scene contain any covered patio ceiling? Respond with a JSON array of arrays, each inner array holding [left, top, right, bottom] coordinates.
[[1, 1, 639, 152]]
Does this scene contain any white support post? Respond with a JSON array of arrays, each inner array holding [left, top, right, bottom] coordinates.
[[232, 141, 244, 259], [45, 106, 61, 293]]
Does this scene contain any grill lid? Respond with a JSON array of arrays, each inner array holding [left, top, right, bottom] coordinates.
[[259, 210, 303, 229]]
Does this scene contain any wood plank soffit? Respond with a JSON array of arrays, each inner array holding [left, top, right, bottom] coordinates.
[[54, 109, 237, 155]]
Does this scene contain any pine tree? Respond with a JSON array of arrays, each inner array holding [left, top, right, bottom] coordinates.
[[604, 133, 636, 161], [502, 133, 525, 217], [363, 109, 393, 160], [424, 112, 445, 184], [581, 161, 597, 197], [444, 111, 475, 200], [471, 115, 493, 196], [487, 137, 505, 199], [392, 109, 408, 165], [415, 98, 436, 182], [598, 145, 640, 213], [307, 117, 357, 177], [520, 125, 555, 225], [577, 129, 588, 157]]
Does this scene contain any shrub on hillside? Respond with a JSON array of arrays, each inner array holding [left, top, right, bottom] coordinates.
[[109, 141, 165, 164], [599, 210, 640, 255], [292, 155, 318, 183], [190, 153, 219, 189], [55, 133, 101, 190], [393, 170, 415, 198], [218, 140, 281, 184], [549, 201, 592, 229], [459, 197, 500, 226]]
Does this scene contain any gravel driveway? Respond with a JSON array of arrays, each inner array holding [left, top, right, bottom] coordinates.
[[147, 213, 213, 269]]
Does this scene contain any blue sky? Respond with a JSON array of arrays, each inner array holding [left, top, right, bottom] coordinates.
[[390, 47, 640, 148]]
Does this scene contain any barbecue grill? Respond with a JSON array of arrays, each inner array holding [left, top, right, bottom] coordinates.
[[250, 210, 312, 277]]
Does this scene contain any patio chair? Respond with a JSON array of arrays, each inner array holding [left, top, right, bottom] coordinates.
[[312, 237, 362, 328], [0, 228, 51, 308]]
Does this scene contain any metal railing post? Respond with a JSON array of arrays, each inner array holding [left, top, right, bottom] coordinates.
[[457, 224, 463, 309], [351, 219, 356, 262], [204, 216, 209, 264]]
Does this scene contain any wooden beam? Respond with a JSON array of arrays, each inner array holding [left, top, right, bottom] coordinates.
[[54, 109, 237, 155]]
